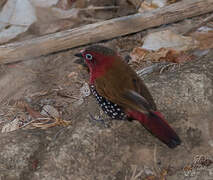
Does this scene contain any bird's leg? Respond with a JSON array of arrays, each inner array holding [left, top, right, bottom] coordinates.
[[88, 113, 112, 128]]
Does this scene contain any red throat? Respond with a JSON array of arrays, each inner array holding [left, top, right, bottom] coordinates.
[[88, 55, 115, 84]]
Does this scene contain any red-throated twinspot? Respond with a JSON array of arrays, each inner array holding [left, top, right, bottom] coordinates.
[[75, 45, 181, 148]]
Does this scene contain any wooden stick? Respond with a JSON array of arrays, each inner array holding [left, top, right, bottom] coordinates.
[[0, 0, 213, 64], [183, 13, 213, 35]]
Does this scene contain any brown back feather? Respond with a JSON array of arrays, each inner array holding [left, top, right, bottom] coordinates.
[[94, 56, 157, 113]]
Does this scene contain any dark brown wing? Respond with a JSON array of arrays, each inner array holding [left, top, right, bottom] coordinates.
[[128, 67, 157, 111], [94, 56, 157, 113]]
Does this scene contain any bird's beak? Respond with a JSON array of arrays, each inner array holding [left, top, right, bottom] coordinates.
[[74, 52, 88, 69], [74, 53, 83, 58], [74, 58, 86, 66], [74, 52, 84, 65]]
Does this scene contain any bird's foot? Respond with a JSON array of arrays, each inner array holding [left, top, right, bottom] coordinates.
[[88, 113, 112, 128]]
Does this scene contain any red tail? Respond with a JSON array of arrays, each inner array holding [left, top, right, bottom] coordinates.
[[128, 111, 181, 148]]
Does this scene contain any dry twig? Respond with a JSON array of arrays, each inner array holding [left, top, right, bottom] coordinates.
[[183, 13, 213, 35]]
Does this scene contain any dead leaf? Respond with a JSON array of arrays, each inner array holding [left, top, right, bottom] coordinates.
[[191, 31, 213, 50], [139, 1, 158, 12], [142, 30, 198, 51], [139, 0, 167, 12], [41, 105, 60, 118], [130, 47, 149, 63], [130, 30, 197, 64], [16, 100, 70, 129], [16, 100, 43, 119], [131, 47, 170, 63], [1, 117, 20, 133], [56, 0, 74, 10], [131, 47, 193, 63], [0, 0, 37, 44], [164, 50, 193, 63], [30, 0, 59, 7], [1, 102, 37, 133]]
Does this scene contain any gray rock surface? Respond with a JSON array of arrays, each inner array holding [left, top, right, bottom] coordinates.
[[0, 50, 213, 180]]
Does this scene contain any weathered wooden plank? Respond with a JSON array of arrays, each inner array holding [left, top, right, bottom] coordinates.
[[0, 0, 213, 64]]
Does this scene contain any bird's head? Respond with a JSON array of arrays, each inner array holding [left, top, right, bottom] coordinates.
[[75, 45, 117, 83]]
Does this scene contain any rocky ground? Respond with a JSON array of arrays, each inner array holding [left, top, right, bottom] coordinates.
[[0, 0, 213, 179], [0, 43, 213, 179]]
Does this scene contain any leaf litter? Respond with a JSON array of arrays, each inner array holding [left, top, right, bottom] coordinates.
[[1, 100, 71, 133], [0, 0, 37, 44], [130, 30, 197, 65], [0, 1, 213, 179]]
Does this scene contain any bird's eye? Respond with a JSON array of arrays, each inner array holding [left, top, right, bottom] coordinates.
[[85, 54, 93, 60]]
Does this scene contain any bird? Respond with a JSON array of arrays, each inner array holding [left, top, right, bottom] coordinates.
[[75, 45, 181, 148]]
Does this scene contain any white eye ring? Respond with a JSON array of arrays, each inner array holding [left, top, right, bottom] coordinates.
[[85, 54, 93, 60]]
